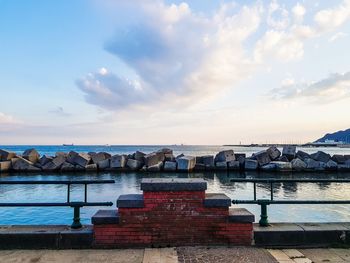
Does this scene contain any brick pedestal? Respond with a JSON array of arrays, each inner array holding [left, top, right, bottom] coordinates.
[[92, 178, 254, 248]]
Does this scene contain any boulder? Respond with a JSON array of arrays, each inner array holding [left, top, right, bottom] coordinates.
[[305, 158, 320, 169], [90, 152, 111, 164], [74, 165, 85, 172], [147, 161, 163, 172], [0, 149, 16, 161], [266, 146, 281, 160], [271, 161, 292, 171], [291, 158, 307, 171], [331, 154, 346, 164], [253, 150, 271, 166], [214, 150, 235, 163], [164, 153, 175, 162], [157, 148, 173, 155], [134, 151, 146, 162], [194, 164, 205, 170], [164, 161, 177, 171], [261, 163, 277, 171], [55, 152, 67, 157], [22, 148, 40, 163], [325, 160, 338, 170], [228, 160, 240, 170], [144, 152, 165, 167], [97, 159, 110, 170], [0, 161, 11, 172], [245, 159, 258, 170], [215, 161, 227, 170], [110, 154, 127, 168], [338, 163, 350, 171], [318, 162, 327, 171], [61, 162, 76, 172], [177, 156, 196, 171], [85, 163, 98, 171], [235, 154, 246, 168], [126, 159, 143, 170], [296, 150, 310, 161], [282, 145, 296, 160], [74, 153, 91, 167], [11, 157, 40, 171], [39, 155, 53, 166], [52, 155, 66, 167], [277, 155, 289, 162], [310, 151, 331, 163]]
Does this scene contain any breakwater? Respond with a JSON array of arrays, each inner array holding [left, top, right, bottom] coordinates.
[[1, 146, 350, 173]]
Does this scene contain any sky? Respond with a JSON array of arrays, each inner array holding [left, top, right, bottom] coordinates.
[[0, 0, 350, 145]]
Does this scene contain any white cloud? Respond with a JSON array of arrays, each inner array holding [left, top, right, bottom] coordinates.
[[328, 31, 347, 42], [292, 3, 306, 23], [270, 72, 350, 103], [0, 112, 17, 124], [267, 0, 289, 30]]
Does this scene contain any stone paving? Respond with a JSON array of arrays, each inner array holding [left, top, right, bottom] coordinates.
[[0, 247, 350, 263]]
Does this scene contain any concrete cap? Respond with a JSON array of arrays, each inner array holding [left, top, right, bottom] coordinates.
[[204, 193, 231, 207], [91, 210, 119, 225], [141, 178, 207, 191], [229, 208, 255, 223], [117, 194, 144, 208]]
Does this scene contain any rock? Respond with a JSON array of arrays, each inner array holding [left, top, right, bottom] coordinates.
[[90, 152, 111, 164], [277, 155, 289, 162], [345, 155, 350, 161], [22, 148, 40, 163], [291, 158, 307, 171], [261, 163, 277, 171], [0, 149, 16, 161], [215, 150, 235, 163], [296, 150, 310, 161], [228, 160, 240, 170], [318, 162, 327, 171], [215, 161, 227, 170], [147, 161, 163, 172], [266, 146, 281, 160], [338, 163, 350, 171], [305, 158, 320, 169], [39, 155, 53, 166], [194, 163, 205, 170], [326, 160, 338, 170], [144, 152, 165, 167], [61, 162, 75, 172], [74, 153, 91, 167], [282, 145, 296, 161], [126, 159, 143, 170], [55, 152, 67, 157], [110, 154, 127, 168], [74, 165, 85, 172], [11, 157, 41, 171], [134, 151, 146, 162], [245, 159, 258, 170], [271, 161, 292, 171], [157, 148, 173, 155], [164, 161, 177, 171], [177, 156, 196, 171], [164, 153, 175, 162], [235, 154, 246, 168], [0, 161, 11, 172], [310, 151, 331, 163], [175, 154, 184, 160], [331, 154, 346, 164], [52, 155, 66, 167], [85, 163, 98, 171], [67, 151, 78, 163], [201, 155, 214, 168], [97, 159, 110, 170], [254, 150, 271, 166]]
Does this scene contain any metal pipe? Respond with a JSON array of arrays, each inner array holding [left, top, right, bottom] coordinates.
[[0, 180, 115, 185]]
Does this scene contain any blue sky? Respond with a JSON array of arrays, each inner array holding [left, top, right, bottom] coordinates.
[[0, 0, 350, 144]]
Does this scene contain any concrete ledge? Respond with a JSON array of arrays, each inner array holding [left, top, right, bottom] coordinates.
[[254, 223, 350, 248], [0, 225, 93, 249], [204, 193, 231, 207], [141, 178, 207, 191], [229, 208, 255, 223], [91, 210, 119, 225], [117, 194, 144, 208]]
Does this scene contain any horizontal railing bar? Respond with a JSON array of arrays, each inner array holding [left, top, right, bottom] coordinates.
[[0, 202, 113, 207], [233, 200, 350, 204], [0, 180, 115, 185], [230, 179, 350, 183]]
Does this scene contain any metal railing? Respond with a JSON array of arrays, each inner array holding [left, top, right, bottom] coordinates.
[[230, 178, 350, 227], [0, 180, 115, 229]]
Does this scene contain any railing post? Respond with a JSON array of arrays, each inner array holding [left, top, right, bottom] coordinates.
[[258, 199, 270, 227], [71, 204, 82, 229]]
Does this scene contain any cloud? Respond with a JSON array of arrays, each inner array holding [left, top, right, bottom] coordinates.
[[270, 72, 350, 103], [0, 112, 17, 124], [328, 31, 347, 42], [49, 107, 71, 117], [78, 0, 350, 111]]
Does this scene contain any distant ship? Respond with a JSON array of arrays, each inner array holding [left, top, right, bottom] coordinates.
[[62, 143, 74, 146]]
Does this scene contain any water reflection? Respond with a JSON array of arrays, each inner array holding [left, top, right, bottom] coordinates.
[[0, 171, 350, 224]]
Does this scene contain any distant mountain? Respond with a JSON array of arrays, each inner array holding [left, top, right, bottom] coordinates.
[[315, 128, 350, 143]]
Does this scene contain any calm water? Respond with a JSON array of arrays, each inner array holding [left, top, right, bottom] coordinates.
[[0, 171, 350, 225]]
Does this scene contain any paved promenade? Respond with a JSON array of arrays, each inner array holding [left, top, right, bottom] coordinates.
[[0, 247, 349, 263]]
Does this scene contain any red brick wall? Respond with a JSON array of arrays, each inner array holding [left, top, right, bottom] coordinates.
[[93, 190, 253, 248]]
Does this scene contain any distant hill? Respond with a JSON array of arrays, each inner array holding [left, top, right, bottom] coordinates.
[[315, 128, 350, 143]]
